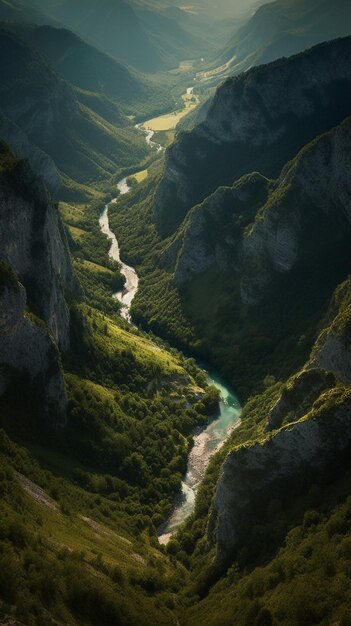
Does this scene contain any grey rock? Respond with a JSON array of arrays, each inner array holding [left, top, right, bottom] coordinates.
[[210, 392, 351, 567], [240, 115, 351, 304], [0, 281, 67, 427], [154, 37, 351, 236], [0, 158, 78, 350], [266, 367, 335, 431], [0, 113, 61, 195]]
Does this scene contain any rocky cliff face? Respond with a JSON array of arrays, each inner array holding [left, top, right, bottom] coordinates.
[[309, 278, 351, 385], [266, 367, 336, 432], [167, 173, 270, 285], [0, 113, 61, 196], [203, 108, 351, 564], [154, 37, 351, 236], [171, 115, 351, 315], [0, 154, 77, 350], [240, 115, 351, 305], [210, 386, 351, 568], [209, 264, 351, 569], [0, 145, 79, 426], [0, 271, 67, 427]]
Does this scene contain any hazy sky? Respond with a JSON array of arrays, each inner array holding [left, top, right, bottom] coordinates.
[[131, 0, 269, 19]]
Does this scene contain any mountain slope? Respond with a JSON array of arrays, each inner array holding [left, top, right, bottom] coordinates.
[[32, 0, 226, 72], [188, 118, 351, 560], [0, 26, 149, 195], [0, 0, 58, 25], [180, 230, 351, 626], [0, 142, 77, 425], [17, 24, 173, 118], [155, 37, 351, 235], [0, 147, 217, 626], [207, 0, 351, 84], [32, 0, 171, 72]]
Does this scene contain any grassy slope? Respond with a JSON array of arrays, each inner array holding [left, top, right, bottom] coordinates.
[[0, 434, 185, 626]]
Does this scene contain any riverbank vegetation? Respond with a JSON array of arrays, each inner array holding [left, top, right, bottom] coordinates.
[[0, 430, 187, 626]]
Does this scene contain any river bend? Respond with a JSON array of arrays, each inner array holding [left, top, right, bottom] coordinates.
[[99, 92, 241, 542]]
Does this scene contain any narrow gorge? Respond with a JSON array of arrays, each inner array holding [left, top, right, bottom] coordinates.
[[98, 152, 242, 543]]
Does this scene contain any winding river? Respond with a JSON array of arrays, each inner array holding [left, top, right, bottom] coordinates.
[[99, 91, 241, 541], [135, 123, 164, 152], [99, 178, 138, 322], [158, 373, 241, 544]]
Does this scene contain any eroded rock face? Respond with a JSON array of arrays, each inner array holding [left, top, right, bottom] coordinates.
[[0, 158, 77, 350], [0, 147, 80, 426], [240, 116, 351, 305], [210, 392, 351, 568], [170, 173, 270, 285], [0, 114, 61, 196], [313, 333, 351, 385], [167, 115, 351, 311], [154, 37, 351, 236], [0, 279, 67, 427]]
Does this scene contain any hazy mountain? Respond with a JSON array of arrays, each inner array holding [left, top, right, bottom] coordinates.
[[0, 27, 149, 194], [210, 0, 351, 81], [0, 0, 58, 25], [31, 0, 184, 72], [131, 0, 268, 20], [131, 3, 217, 63], [11, 23, 171, 118]]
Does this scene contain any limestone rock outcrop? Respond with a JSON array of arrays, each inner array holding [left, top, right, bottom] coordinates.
[[0, 272, 67, 427], [0, 144, 79, 426], [154, 37, 351, 236], [0, 153, 77, 350], [210, 387, 351, 567]]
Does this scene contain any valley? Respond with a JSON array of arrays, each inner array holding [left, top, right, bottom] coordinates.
[[142, 87, 200, 132], [1, 1, 351, 625], [98, 140, 242, 543]]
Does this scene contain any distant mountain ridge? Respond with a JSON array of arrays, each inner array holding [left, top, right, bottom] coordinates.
[[31, 0, 213, 72], [11, 23, 169, 116], [207, 0, 351, 83], [0, 0, 59, 25], [0, 24, 157, 197]]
